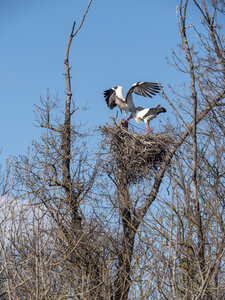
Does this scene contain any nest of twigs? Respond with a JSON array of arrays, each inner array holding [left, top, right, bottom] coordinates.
[[100, 121, 173, 184]]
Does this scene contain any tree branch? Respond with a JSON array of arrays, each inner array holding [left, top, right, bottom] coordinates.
[[73, 0, 93, 38]]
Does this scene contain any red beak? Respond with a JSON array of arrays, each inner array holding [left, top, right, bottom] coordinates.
[[127, 114, 133, 121]]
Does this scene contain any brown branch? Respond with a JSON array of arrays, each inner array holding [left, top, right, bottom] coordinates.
[[161, 87, 188, 129], [193, 0, 225, 78], [178, 1, 207, 276], [195, 241, 225, 299], [73, 0, 93, 38], [40, 124, 62, 133]]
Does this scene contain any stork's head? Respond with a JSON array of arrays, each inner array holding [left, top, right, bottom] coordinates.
[[156, 104, 167, 114]]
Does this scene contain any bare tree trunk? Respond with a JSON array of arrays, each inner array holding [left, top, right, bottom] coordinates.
[[113, 167, 136, 300], [178, 0, 206, 280], [61, 22, 82, 229]]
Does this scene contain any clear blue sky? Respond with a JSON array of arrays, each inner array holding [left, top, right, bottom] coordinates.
[[1, 0, 199, 165]]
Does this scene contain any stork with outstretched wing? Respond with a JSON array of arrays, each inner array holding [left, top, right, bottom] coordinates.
[[103, 82, 161, 121]]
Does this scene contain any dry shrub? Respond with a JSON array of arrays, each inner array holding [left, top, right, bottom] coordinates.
[[100, 121, 173, 184]]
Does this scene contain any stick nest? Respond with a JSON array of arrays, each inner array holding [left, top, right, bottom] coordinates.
[[100, 122, 173, 184]]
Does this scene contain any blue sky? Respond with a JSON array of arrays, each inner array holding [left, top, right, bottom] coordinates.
[[1, 0, 199, 165]]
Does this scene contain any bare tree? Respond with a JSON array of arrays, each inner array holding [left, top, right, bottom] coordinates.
[[0, 0, 224, 299]]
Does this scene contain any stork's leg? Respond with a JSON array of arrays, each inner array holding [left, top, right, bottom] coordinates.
[[146, 122, 150, 133], [121, 112, 129, 128]]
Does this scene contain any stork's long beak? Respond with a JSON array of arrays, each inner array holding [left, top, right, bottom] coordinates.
[[127, 114, 133, 121]]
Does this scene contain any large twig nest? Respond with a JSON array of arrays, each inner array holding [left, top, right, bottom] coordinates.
[[100, 121, 173, 184]]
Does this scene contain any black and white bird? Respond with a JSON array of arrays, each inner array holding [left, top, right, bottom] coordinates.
[[128, 104, 167, 132], [103, 82, 161, 121]]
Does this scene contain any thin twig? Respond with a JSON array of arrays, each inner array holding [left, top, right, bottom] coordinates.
[[73, 0, 93, 38]]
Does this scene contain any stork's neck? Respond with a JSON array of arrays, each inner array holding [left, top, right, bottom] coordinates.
[[135, 106, 144, 113]]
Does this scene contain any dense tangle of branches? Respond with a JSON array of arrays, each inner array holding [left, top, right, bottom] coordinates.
[[101, 121, 173, 184]]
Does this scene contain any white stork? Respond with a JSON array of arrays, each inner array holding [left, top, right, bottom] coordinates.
[[103, 82, 161, 121], [127, 104, 167, 132]]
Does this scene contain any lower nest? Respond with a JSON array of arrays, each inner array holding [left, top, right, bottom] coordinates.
[[100, 122, 173, 184]]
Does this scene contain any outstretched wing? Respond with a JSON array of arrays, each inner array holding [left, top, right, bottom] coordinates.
[[126, 82, 161, 100], [103, 87, 118, 110]]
